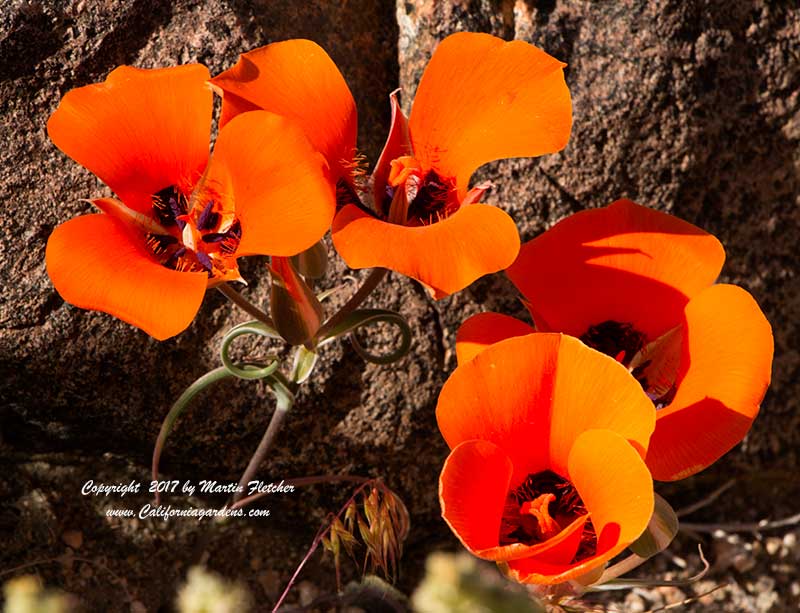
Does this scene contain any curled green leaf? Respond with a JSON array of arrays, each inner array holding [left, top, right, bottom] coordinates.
[[153, 321, 287, 505], [151, 366, 233, 505], [592, 544, 710, 591], [220, 320, 282, 380], [320, 308, 412, 365]]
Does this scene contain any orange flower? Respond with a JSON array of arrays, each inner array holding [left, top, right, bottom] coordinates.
[[46, 65, 335, 340], [210, 33, 572, 297], [438, 333, 655, 584], [459, 200, 773, 481]]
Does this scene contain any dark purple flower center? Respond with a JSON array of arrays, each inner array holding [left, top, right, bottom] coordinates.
[[146, 185, 242, 279]]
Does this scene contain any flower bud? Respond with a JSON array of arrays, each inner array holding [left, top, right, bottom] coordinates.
[[290, 239, 329, 280], [269, 256, 323, 346]]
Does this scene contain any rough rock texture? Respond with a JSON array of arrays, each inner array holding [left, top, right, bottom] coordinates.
[[1, 0, 798, 611]]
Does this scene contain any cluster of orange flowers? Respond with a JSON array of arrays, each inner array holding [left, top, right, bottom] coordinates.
[[47, 34, 571, 338], [46, 33, 773, 588], [442, 202, 773, 582]]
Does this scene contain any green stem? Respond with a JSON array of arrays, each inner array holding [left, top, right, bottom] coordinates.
[[232, 373, 296, 503], [593, 552, 648, 586], [317, 268, 388, 338], [217, 283, 275, 327], [591, 544, 710, 591], [152, 366, 234, 506]]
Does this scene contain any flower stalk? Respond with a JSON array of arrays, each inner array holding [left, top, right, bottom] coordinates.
[[217, 283, 275, 328], [317, 267, 388, 338], [232, 372, 296, 503]]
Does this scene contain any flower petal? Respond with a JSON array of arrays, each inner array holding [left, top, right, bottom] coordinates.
[[440, 440, 588, 562], [507, 429, 653, 585], [455, 312, 534, 364], [439, 440, 512, 556], [506, 199, 726, 340], [218, 91, 261, 127], [332, 203, 520, 298], [408, 32, 571, 197], [647, 284, 773, 481], [47, 65, 212, 213], [548, 335, 656, 475], [207, 111, 336, 257], [437, 334, 655, 483], [437, 333, 559, 481], [371, 91, 413, 211], [45, 214, 207, 340], [569, 430, 654, 554], [209, 39, 357, 181]]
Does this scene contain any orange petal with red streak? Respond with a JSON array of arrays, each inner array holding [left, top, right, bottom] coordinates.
[[45, 214, 207, 340], [47, 65, 212, 213], [647, 284, 773, 481], [210, 40, 357, 181], [208, 111, 335, 257], [507, 199, 726, 341], [455, 312, 534, 364], [332, 203, 520, 298], [439, 440, 512, 556], [409, 32, 571, 197]]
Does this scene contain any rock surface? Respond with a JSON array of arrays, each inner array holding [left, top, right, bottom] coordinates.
[[1, 0, 798, 610]]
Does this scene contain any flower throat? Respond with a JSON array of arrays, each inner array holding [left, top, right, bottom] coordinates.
[[500, 470, 597, 563], [146, 185, 242, 279]]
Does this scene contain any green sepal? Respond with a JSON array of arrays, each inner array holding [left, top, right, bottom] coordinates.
[[629, 493, 679, 558], [291, 345, 318, 384], [291, 239, 329, 280]]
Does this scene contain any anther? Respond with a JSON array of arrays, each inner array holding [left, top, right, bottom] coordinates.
[[196, 200, 219, 231], [196, 251, 213, 273]]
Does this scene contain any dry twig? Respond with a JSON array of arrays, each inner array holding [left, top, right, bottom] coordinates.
[[680, 512, 800, 534], [675, 479, 736, 518]]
